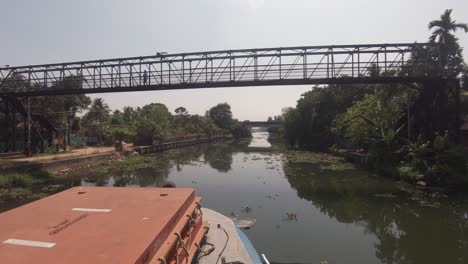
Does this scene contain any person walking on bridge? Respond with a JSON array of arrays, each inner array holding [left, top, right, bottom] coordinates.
[[143, 70, 148, 85]]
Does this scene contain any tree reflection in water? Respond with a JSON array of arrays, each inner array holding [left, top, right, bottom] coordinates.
[[72, 140, 468, 264], [283, 158, 468, 264], [78, 139, 253, 188], [203, 143, 234, 172]]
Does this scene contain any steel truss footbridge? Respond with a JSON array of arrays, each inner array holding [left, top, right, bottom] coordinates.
[[0, 43, 443, 97]]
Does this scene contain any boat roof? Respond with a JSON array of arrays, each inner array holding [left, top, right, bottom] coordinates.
[[0, 186, 197, 264]]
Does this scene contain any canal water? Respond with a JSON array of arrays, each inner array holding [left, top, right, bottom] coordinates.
[[4, 132, 468, 263], [81, 131, 468, 264]]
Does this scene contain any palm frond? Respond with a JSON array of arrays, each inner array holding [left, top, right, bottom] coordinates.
[[428, 20, 444, 30], [358, 114, 377, 127], [454, 23, 468, 33], [441, 9, 453, 21], [394, 123, 405, 136], [432, 28, 445, 35]]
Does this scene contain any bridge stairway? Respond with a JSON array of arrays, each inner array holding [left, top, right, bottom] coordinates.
[[0, 96, 57, 153]]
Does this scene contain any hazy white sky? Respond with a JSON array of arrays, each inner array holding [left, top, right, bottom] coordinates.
[[1, 0, 467, 120]]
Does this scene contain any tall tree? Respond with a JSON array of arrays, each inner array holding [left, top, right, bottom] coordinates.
[[429, 9, 467, 46], [426, 9, 467, 141], [428, 9, 467, 72], [134, 103, 172, 145], [122, 106, 136, 124], [110, 110, 124, 126], [6, 75, 91, 149], [206, 103, 233, 130], [174, 106, 188, 116], [82, 98, 111, 140], [282, 84, 369, 150]]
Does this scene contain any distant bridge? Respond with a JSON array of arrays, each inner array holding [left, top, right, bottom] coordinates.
[[0, 43, 444, 97], [243, 121, 282, 128]]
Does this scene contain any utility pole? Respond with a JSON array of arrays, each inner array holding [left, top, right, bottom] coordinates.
[[455, 80, 460, 143], [407, 93, 411, 140], [26, 97, 31, 157]]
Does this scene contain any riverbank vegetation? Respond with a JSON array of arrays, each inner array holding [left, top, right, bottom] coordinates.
[[7, 88, 251, 152], [0, 171, 69, 207], [0, 104, 249, 207], [278, 10, 468, 188], [1, 68, 251, 153], [58, 141, 245, 188], [0, 134, 251, 206], [84, 100, 251, 147]]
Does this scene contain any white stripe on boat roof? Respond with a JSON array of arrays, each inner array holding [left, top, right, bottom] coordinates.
[[3, 239, 56, 248], [72, 208, 112, 213]]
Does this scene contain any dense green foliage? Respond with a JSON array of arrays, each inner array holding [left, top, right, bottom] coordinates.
[[1, 77, 250, 151], [82, 98, 111, 141], [283, 150, 468, 264], [283, 84, 369, 150], [281, 10, 468, 186], [25, 94, 252, 149], [334, 94, 403, 149], [107, 127, 136, 150], [400, 134, 467, 185], [14, 75, 93, 149], [0, 172, 64, 203], [88, 101, 250, 147], [206, 103, 251, 139]]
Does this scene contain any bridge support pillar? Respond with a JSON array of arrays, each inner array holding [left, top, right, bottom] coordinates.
[[24, 97, 32, 157], [3, 98, 17, 152]]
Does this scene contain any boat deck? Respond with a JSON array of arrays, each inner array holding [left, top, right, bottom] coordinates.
[[197, 208, 262, 264], [0, 187, 204, 264]]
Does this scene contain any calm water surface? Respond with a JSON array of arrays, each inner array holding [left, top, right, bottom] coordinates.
[[4, 132, 468, 263]]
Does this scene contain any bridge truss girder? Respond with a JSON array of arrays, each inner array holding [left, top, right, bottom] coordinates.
[[0, 43, 442, 97]]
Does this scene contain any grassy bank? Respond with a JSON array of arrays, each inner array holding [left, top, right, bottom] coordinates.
[[284, 150, 354, 170], [0, 171, 69, 206], [281, 148, 457, 209], [67, 147, 206, 186], [0, 142, 229, 208]]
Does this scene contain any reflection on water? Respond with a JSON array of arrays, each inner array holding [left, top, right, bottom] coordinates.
[[78, 132, 468, 263], [248, 129, 272, 148], [8, 132, 468, 263], [284, 157, 468, 264]]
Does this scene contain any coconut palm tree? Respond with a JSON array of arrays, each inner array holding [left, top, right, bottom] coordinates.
[[428, 10, 468, 142], [429, 9, 467, 45], [428, 9, 467, 68], [82, 98, 111, 142]]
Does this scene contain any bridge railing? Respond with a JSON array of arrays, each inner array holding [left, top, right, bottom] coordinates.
[[0, 43, 438, 96]]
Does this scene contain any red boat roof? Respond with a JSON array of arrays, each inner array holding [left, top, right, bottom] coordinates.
[[0, 186, 199, 264]]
